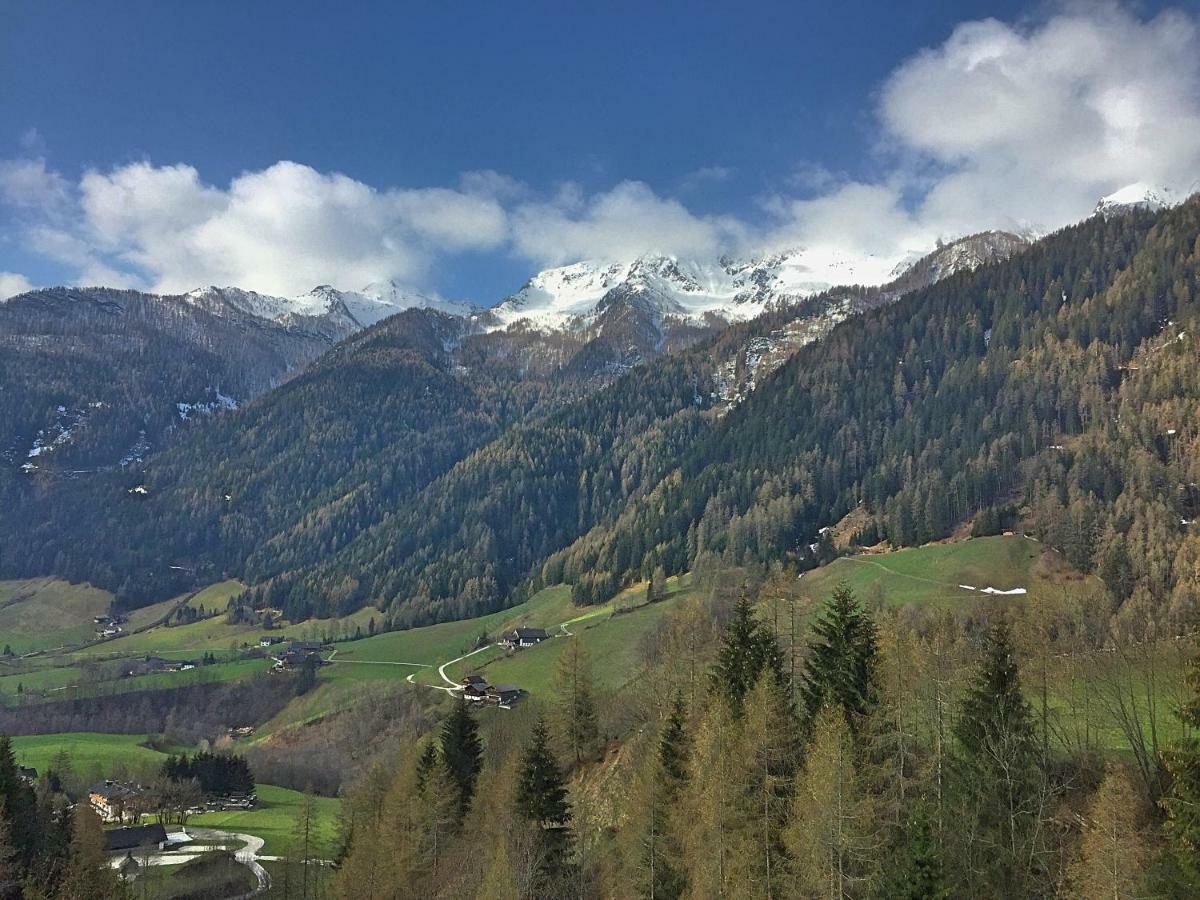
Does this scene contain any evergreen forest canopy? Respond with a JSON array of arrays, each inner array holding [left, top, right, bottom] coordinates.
[[2, 200, 1200, 643]]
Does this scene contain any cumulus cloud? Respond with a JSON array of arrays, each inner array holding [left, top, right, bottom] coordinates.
[[758, 2, 1200, 261], [510, 180, 746, 266], [0, 272, 34, 301], [1, 159, 509, 296]]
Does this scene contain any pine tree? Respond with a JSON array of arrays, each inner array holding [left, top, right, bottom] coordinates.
[[0, 802, 16, 898], [0, 736, 37, 872], [881, 812, 949, 900], [947, 621, 1045, 897], [415, 740, 438, 794], [440, 699, 483, 819], [514, 717, 572, 888], [799, 583, 878, 731], [554, 638, 599, 765], [626, 693, 691, 899], [711, 595, 785, 707]]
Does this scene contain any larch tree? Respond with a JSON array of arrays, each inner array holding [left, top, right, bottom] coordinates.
[[58, 804, 124, 900], [624, 692, 691, 899], [1066, 766, 1148, 900], [554, 637, 599, 766], [674, 701, 753, 898], [785, 705, 879, 899], [1160, 649, 1200, 890]]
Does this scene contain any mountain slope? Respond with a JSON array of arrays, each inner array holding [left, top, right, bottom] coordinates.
[[0, 287, 336, 473]]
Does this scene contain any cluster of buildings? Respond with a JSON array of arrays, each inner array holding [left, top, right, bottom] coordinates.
[[501, 626, 549, 649], [267, 639, 327, 671], [120, 656, 198, 678], [93, 614, 126, 638], [460, 674, 521, 706]]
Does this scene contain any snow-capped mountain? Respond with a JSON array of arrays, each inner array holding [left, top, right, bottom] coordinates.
[[1094, 182, 1174, 217], [184, 282, 476, 333], [487, 244, 910, 335]]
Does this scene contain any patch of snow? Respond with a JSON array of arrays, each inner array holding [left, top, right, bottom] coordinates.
[[959, 584, 977, 591], [980, 586, 1027, 595]]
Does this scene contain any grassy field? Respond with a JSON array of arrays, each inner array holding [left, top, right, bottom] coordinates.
[[11, 732, 169, 774], [472, 583, 691, 696], [794, 535, 1102, 610], [11, 733, 339, 856], [187, 784, 340, 857], [76, 603, 380, 659], [0, 578, 115, 653]]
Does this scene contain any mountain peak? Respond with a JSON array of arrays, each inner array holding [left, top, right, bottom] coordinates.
[[1095, 182, 1173, 217]]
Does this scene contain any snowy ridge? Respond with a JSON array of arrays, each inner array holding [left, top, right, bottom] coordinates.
[[488, 245, 908, 334], [184, 282, 476, 331], [1094, 182, 1174, 217]]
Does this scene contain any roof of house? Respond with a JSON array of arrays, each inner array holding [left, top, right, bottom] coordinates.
[[89, 780, 142, 800], [287, 640, 324, 651], [510, 627, 548, 640], [104, 823, 167, 852], [462, 674, 487, 684]]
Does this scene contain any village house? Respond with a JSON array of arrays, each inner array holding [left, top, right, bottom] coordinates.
[[502, 627, 549, 649], [18, 766, 37, 784], [287, 640, 325, 653], [89, 780, 145, 824], [487, 684, 521, 706], [104, 823, 168, 854], [259, 635, 286, 648], [121, 656, 170, 678], [462, 675, 490, 702]]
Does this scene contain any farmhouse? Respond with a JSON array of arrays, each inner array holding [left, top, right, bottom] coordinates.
[[89, 780, 145, 824], [287, 640, 325, 653], [502, 627, 549, 649], [104, 823, 167, 853], [259, 635, 286, 647], [487, 684, 521, 706], [18, 766, 37, 784]]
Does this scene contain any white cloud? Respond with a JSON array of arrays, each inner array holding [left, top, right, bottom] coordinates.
[[0, 158, 70, 211], [879, 2, 1200, 235], [510, 180, 745, 266], [1, 160, 510, 297], [0, 272, 34, 301]]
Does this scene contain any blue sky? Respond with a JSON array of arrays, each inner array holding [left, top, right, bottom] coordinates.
[[3, 1, 1199, 302]]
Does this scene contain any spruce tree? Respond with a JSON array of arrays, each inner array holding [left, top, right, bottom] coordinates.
[[798, 583, 878, 730], [711, 595, 785, 707], [948, 621, 1044, 897], [514, 716, 572, 889], [0, 736, 37, 871], [440, 700, 483, 819], [628, 693, 691, 899], [882, 813, 949, 900], [515, 718, 570, 829]]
